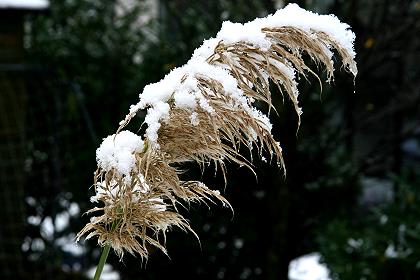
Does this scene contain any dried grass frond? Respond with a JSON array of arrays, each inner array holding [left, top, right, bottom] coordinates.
[[78, 15, 357, 260], [77, 147, 230, 258]]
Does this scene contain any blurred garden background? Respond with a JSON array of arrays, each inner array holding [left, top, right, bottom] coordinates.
[[0, 0, 419, 279]]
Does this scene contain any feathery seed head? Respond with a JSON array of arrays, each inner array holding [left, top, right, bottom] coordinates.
[[78, 3, 357, 259]]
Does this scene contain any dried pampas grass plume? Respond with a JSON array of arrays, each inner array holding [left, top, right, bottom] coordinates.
[[77, 3, 357, 265]]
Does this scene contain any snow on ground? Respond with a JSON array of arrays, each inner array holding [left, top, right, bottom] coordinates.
[[289, 253, 331, 280], [86, 264, 120, 280], [0, 0, 49, 9], [24, 196, 84, 257]]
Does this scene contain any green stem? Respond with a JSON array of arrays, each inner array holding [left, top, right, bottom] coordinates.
[[93, 215, 121, 280], [93, 243, 111, 280]]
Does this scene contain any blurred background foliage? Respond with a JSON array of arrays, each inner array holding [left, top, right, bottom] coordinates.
[[0, 0, 419, 279]]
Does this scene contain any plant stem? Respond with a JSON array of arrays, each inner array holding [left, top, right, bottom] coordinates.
[[93, 243, 111, 280]]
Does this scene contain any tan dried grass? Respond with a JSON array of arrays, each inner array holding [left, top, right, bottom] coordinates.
[[77, 25, 356, 259]]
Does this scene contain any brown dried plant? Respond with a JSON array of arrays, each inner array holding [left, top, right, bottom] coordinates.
[[77, 6, 357, 264]]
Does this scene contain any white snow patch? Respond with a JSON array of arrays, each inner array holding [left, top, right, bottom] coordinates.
[[69, 202, 80, 216], [55, 211, 70, 232], [27, 215, 41, 226], [233, 238, 244, 249], [139, 67, 185, 108], [217, 3, 355, 58], [96, 130, 144, 176], [144, 102, 170, 145], [31, 238, 45, 251], [25, 196, 36, 206], [147, 197, 167, 212], [265, 3, 356, 58], [191, 38, 219, 60], [250, 108, 272, 132], [0, 0, 49, 9], [92, 174, 157, 204], [348, 238, 363, 249], [86, 264, 120, 280], [217, 20, 271, 50], [174, 90, 197, 108], [190, 112, 200, 126], [385, 244, 399, 258], [385, 243, 413, 259], [56, 233, 84, 256], [91, 180, 120, 203], [40, 217, 54, 240], [289, 253, 331, 280]]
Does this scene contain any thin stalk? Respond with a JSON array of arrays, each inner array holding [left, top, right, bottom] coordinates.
[[93, 243, 111, 280], [93, 218, 120, 280]]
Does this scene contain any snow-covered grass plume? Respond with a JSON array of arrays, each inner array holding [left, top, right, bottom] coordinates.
[[78, 3, 357, 261]]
